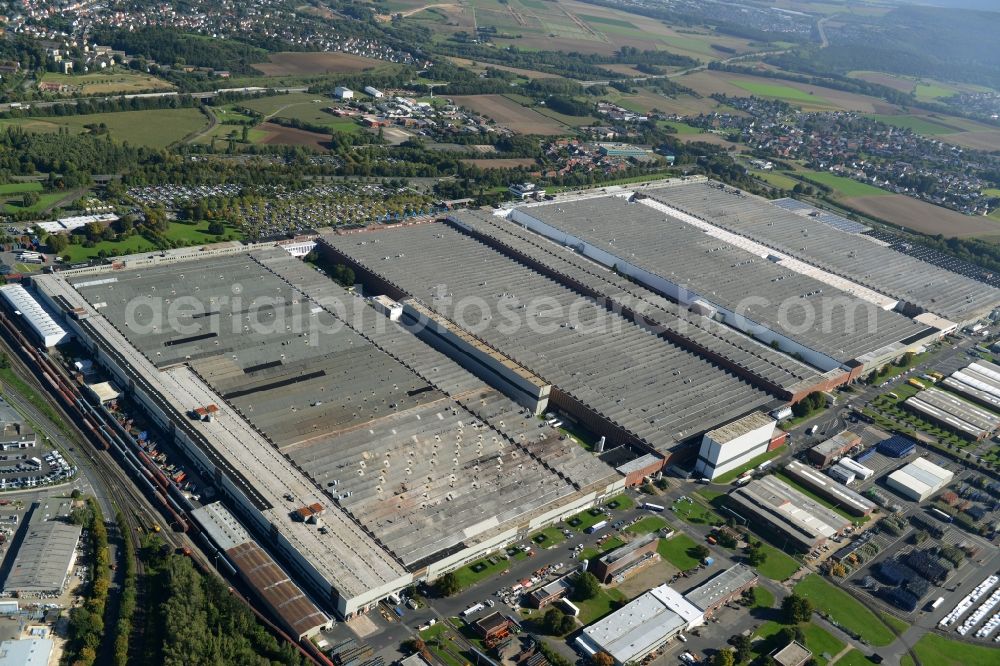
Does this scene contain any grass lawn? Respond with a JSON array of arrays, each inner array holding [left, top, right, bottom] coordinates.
[[879, 611, 909, 635], [659, 120, 701, 135], [712, 448, 784, 484], [566, 507, 608, 532], [752, 585, 775, 609], [4, 108, 208, 149], [753, 542, 800, 581], [753, 169, 800, 191], [2, 190, 65, 214], [575, 587, 626, 625], [531, 526, 566, 548], [800, 171, 889, 198], [450, 554, 512, 591], [626, 516, 668, 535], [871, 114, 958, 136], [754, 621, 844, 666], [673, 497, 720, 526], [695, 488, 726, 503], [914, 83, 955, 100], [794, 574, 895, 646], [605, 494, 635, 510], [912, 632, 999, 666], [0, 181, 41, 195], [836, 651, 874, 666], [657, 534, 701, 570], [728, 80, 827, 104], [900, 657, 915, 666], [801, 623, 846, 664]]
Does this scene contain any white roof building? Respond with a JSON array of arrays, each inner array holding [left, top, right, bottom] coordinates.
[[0, 638, 53, 666], [575, 583, 703, 664], [886, 457, 954, 502], [0, 284, 69, 347], [334, 86, 354, 99], [695, 411, 776, 480]]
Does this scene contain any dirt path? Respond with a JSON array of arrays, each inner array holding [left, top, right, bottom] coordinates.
[[398, 3, 458, 18]]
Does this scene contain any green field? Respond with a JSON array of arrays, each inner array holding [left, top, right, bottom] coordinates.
[[656, 534, 701, 570], [752, 169, 800, 191], [912, 632, 999, 666], [659, 120, 702, 135], [530, 526, 566, 548], [754, 621, 844, 666], [57, 221, 241, 262], [3, 108, 208, 149], [794, 574, 896, 646], [0, 182, 42, 195], [575, 587, 626, 624], [626, 516, 668, 535], [3, 191, 66, 214], [800, 170, 889, 198], [914, 83, 957, 101], [729, 80, 827, 104], [871, 114, 959, 136], [753, 542, 800, 581]]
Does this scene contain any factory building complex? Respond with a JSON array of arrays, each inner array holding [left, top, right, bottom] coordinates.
[[14, 176, 1000, 626]]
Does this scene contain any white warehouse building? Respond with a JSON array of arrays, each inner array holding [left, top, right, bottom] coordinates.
[[694, 411, 776, 480], [334, 86, 354, 99], [364, 86, 384, 98], [886, 457, 954, 502], [0, 284, 69, 348], [575, 584, 703, 664]]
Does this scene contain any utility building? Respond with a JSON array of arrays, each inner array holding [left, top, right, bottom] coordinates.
[[694, 411, 776, 480]]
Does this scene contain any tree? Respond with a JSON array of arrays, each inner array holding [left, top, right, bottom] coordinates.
[[692, 544, 711, 560], [542, 607, 576, 635], [573, 572, 601, 601], [21, 191, 39, 208], [207, 220, 226, 235], [590, 652, 615, 666], [729, 635, 752, 663], [781, 594, 813, 624], [46, 233, 68, 253], [435, 572, 460, 597], [711, 649, 735, 666], [747, 543, 768, 567]]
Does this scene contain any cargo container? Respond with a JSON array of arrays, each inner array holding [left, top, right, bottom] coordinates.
[[928, 507, 953, 523], [928, 596, 945, 611], [461, 603, 485, 618], [585, 520, 608, 534]]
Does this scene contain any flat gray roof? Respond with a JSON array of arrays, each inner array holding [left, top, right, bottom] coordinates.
[[323, 223, 772, 453], [58, 248, 619, 573], [683, 563, 758, 611], [810, 431, 859, 457], [644, 180, 1000, 323], [451, 210, 825, 395], [3, 502, 81, 594], [516, 194, 926, 363], [730, 475, 850, 547]]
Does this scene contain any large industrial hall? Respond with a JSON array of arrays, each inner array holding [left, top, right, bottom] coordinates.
[[30, 246, 625, 619]]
